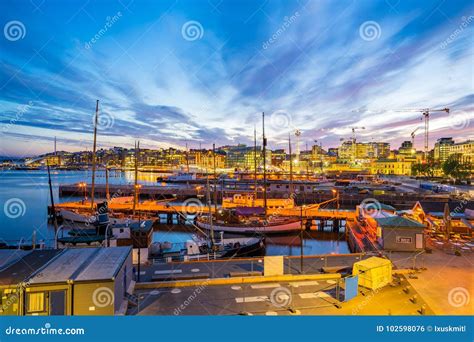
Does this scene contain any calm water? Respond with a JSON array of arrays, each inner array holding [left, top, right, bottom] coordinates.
[[0, 170, 349, 255]]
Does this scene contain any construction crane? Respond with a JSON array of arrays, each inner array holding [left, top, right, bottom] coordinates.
[[349, 127, 365, 163], [410, 127, 420, 153], [294, 129, 301, 163], [396, 108, 450, 161]]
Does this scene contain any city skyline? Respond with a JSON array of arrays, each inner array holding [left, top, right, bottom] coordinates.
[[1, 0, 473, 157]]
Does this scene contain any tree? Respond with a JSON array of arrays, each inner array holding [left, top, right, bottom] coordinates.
[[442, 154, 470, 182]]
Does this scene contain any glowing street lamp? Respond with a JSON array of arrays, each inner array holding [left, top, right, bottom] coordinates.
[[78, 182, 87, 201]]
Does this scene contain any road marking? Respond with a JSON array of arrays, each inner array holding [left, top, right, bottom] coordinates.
[[171, 289, 182, 294], [326, 280, 336, 284], [265, 311, 278, 316], [235, 296, 268, 303], [150, 290, 160, 295], [231, 286, 242, 290], [134, 271, 146, 275], [250, 283, 280, 289], [154, 269, 183, 275], [289, 281, 319, 287], [191, 268, 200, 273], [299, 292, 331, 299]]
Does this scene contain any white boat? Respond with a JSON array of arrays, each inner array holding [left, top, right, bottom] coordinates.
[[59, 208, 134, 225], [167, 172, 196, 182], [196, 216, 301, 234]]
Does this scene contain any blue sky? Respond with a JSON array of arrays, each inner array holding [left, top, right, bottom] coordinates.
[[0, 0, 473, 157]]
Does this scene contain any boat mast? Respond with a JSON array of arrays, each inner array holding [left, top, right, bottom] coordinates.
[[289, 133, 294, 194], [262, 112, 267, 217], [105, 166, 110, 202], [185, 141, 190, 173], [47, 160, 58, 234], [90, 99, 99, 212], [133, 141, 139, 216], [206, 164, 215, 245], [213, 143, 218, 214], [254, 125, 257, 203]]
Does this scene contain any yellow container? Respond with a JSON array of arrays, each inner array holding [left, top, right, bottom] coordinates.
[[352, 256, 392, 290]]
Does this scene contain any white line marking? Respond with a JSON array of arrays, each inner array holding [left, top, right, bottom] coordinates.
[[154, 269, 183, 275], [250, 283, 280, 289], [235, 296, 268, 303], [265, 311, 278, 316], [289, 281, 319, 287], [299, 292, 331, 299]]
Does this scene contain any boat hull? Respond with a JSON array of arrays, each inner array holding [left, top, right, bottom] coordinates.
[[196, 219, 302, 234]]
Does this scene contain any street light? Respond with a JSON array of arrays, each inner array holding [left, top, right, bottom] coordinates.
[[332, 189, 339, 210], [78, 182, 87, 201]]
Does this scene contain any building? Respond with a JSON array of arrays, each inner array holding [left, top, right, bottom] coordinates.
[[338, 141, 390, 161], [398, 141, 414, 155], [448, 140, 473, 167], [222, 144, 263, 170], [375, 216, 425, 252], [433, 137, 454, 162], [370, 155, 417, 176], [0, 247, 133, 316]]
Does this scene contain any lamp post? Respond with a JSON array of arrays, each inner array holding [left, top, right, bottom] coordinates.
[[332, 189, 339, 210], [78, 182, 87, 201], [300, 205, 305, 274]]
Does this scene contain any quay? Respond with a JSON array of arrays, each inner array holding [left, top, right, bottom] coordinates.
[[57, 183, 452, 209]]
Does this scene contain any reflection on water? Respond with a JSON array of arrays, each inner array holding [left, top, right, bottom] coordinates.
[[0, 170, 350, 255]]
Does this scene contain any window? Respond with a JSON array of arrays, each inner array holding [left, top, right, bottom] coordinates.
[[27, 292, 45, 313]]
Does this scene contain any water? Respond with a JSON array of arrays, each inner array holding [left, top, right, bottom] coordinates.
[[0, 170, 349, 255]]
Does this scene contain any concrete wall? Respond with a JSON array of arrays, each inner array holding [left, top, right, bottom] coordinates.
[[382, 227, 424, 252]]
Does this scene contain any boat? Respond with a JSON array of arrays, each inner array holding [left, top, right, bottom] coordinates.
[[196, 213, 301, 234], [149, 233, 265, 261], [165, 172, 197, 182], [196, 112, 301, 234]]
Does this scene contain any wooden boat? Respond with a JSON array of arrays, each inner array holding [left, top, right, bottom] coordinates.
[[196, 215, 301, 234]]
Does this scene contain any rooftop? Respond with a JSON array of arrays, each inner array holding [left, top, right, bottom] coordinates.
[[375, 216, 425, 228]]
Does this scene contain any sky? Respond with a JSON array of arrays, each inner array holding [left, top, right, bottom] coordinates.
[[0, 0, 473, 157]]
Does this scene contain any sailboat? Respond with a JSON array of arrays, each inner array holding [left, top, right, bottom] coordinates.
[[196, 112, 301, 234], [151, 152, 265, 261]]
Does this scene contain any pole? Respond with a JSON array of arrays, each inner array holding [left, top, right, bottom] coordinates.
[[47, 161, 59, 234], [254, 125, 257, 202], [105, 166, 110, 202], [262, 112, 267, 217], [289, 134, 293, 194], [133, 141, 139, 215], [213, 143, 217, 214], [186, 141, 190, 173], [90, 100, 99, 212], [300, 206, 304, 274]]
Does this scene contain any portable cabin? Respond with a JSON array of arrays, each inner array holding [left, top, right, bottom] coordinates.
[[0, 247, 132, 316], [375, 216, 425, 252], [0, 250, 60, 316]]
